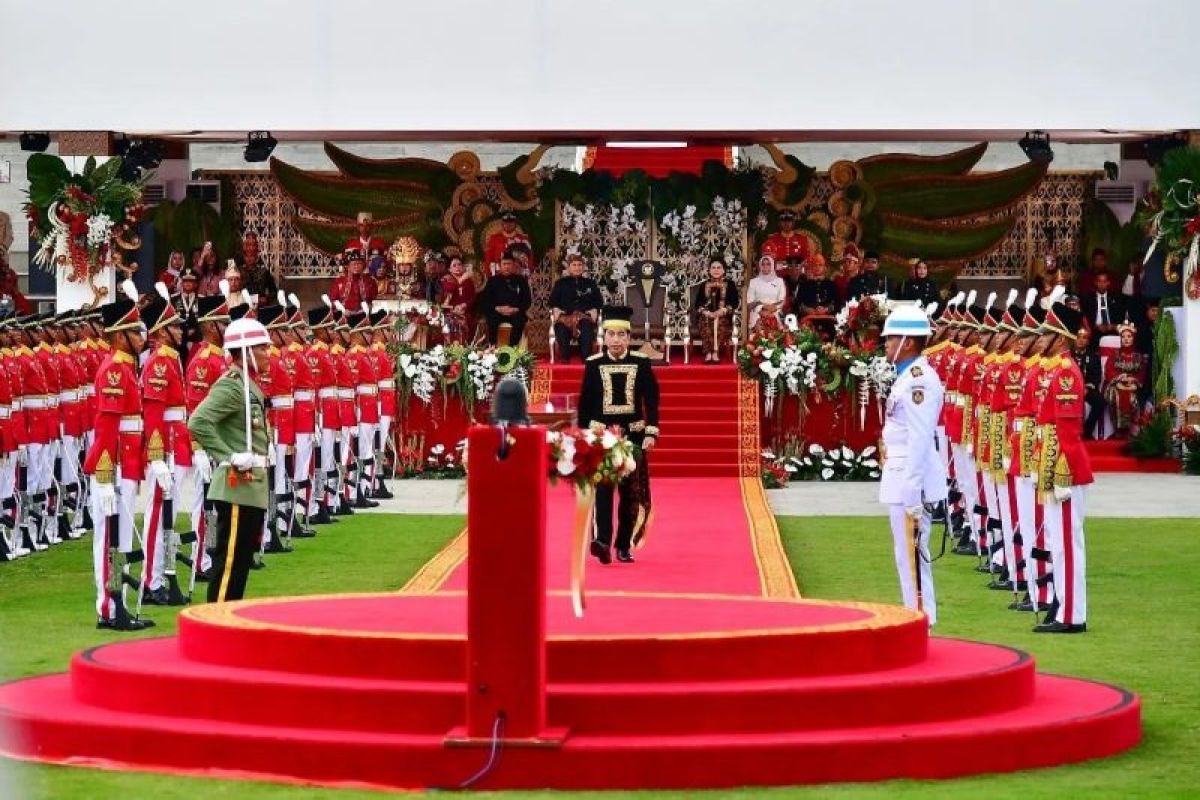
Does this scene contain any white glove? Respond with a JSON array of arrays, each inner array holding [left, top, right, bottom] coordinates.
[[16, 445, 27, 466], [94, 482, 118, 516], [1002, 457, 1012, 471], [1053, 485, 1073, 502], [905, 503, 925, 518], [193, 450, 213, 483], [230, 452, 257, 471], [147, 460, 173, 499]]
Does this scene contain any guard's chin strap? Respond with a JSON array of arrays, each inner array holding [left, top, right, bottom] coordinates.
[[889, 336, 908, 364]]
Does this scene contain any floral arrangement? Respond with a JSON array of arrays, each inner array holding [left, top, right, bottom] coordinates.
[[24, 154, 147, 282], [736, 324, 842, 413], [404, 304, 446, 332], [546, 423, 639, 490], [1137, 146, 1200, 300], [394, 342, 535, 414], [1175, 423, 1200, 476], [394, 438, 467, 479], [835, 293, 893, 345], [761, 441, 882, 487]]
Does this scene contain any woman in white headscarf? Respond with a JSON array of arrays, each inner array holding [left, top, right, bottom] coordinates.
[[746, 255, 788, 332]]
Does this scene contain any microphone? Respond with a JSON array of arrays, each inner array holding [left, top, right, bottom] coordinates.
[[490, 378, 531, 460]]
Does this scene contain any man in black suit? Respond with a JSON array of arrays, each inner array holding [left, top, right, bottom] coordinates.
[[477, 251, 532, 344], [549, 254, 603, 362], [1072, 326, 1106, 439], [1080, 271, 1125, 338]]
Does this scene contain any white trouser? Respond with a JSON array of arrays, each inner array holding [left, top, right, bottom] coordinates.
[[1045, 486, 1087, 625], [980, 471, 1003, 566], [27, 442, 48, 496], [357, 422, 376, 491], [1016, 475, 1053, 606], [0, 453, 15, 502], [341, 426, 357, 502], [91, 476, 139, 619], [378, 416, 392, 460], [294, 432, 314, 516], [951, 445, 980, 542], [996, 472, 1024, 590], [144, 481, 168, 590], [888, 504, 937, 626], [319, 427, 337, 512], [935, 425, 949, 471], [189, 467, 212, 572], [60, 434, 80, 485]]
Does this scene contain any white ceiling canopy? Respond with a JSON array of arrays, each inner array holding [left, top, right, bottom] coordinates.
[[2, 0, 1198, 135]]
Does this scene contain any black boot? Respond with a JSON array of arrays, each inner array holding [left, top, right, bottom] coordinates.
[[165, 574, 189, 606]]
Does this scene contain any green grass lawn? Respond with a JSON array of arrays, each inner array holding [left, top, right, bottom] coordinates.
[[2, 513, 1197, 798]]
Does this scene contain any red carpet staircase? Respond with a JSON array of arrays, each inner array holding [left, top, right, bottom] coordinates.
[[1084, 437, 1179, 473], [549, 362, 741, 478]]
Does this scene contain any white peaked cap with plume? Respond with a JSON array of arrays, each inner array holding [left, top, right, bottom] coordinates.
[[155, 281, 171, 301], [121, 279, 138, 303]]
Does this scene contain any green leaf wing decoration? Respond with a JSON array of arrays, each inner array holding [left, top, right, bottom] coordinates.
[[858, 142, 986, 185], [872, 160, 1048, 220], [270, 158, 439, 219]]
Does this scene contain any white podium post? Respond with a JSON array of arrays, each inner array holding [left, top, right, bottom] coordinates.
[[1168, 298, 1200, 401], [56, 264, 117, 312]]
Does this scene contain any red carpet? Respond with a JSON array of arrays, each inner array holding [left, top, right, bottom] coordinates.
[[546, 363, 742, 478], [0, 363, 1142, 790], [1084, 437, 1179, 473]]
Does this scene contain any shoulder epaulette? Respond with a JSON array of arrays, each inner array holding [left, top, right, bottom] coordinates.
[[586, 352, 604, 361], [630, 351, 649, 358]]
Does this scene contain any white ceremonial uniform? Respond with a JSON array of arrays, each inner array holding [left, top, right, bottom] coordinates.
[[879, 355, 947, 625]]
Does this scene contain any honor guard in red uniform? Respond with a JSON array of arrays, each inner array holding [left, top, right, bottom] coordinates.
[[0, 318, 21, 559], [51, 312, 87, 540], [348, 308, 380, 508], [483, 210, 533, 275], [307, 298, 341, 524], [183, 291, 232, 582], [760, 209, 813, 268], [331, 302, 359, 513], [279, 292, 319, 534], [1009, 294, 1055, 615], [139, 285, 196, 606], [258, 302, 298, 552], [16, 314, 54, 552], [1033, 300, 1092, 634], [369, 307, 396, 500], [86, 282, 153, 631], [343, 212, 387, 259]]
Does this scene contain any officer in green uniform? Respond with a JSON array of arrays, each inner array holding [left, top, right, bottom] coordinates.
[[578, 305, 660, 564], [187, 317, 272, 603]]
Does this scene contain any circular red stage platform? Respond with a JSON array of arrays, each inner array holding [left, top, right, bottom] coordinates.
[[0, 591, 1140, 790]]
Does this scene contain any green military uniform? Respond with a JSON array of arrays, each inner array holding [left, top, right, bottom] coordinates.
[[187, 367, 270, 603]]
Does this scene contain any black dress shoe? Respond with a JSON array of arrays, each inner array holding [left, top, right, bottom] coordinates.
[[142, 587, 171, 606], [1033, 620, 1087, 634], [953, 543, 979, 556], [1037, 601, 1054, 613], [310, 507, 333, 525], [986, 580, 1012, 591], [194, 569, 212, 583], [250, 557, 266, 570], [373, 486, 395, 500], [616, 549, 635, 563], [337, 503, 355, 516], [1010, 599, 1035, 612], [589, 541, 611, 565], [292, 527, 317, 538], [353, 496, 380, 509], [265, 539, 293, 554]]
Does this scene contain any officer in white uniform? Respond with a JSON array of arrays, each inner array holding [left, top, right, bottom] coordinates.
[[879, 304, 947, 625]]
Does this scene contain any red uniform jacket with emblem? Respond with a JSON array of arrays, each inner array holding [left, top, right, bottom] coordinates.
[[370, 342, 397, 418], [185, 343, 229, 417], [332, 344, 357, 428], [142, 343, 193, 467], [3, 348, 27, 449], [1035, 355, 1094, 491], [284, 342, 316, 435], [84, 350, 144, 482], [309, 341, 340, 430], [16, 345, 51, 445], [484, 230, 532, 272], [265, 348, 295, 448], [0, 353, 13, 454], [34, 343, 63, 440], [760, 231, 812, 265], [55, 343, 85, 439], [349, 344, 379, 425]]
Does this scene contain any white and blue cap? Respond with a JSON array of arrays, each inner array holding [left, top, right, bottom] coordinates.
[[881, 303, 933, 337]]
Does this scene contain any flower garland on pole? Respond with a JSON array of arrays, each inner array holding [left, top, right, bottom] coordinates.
[[23, 154, 147, 284]]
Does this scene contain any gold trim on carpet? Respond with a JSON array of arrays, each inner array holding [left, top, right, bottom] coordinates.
[[400, 527, 467, 593], [180, 590, 919, 641], [738, 373, 801, 599]]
